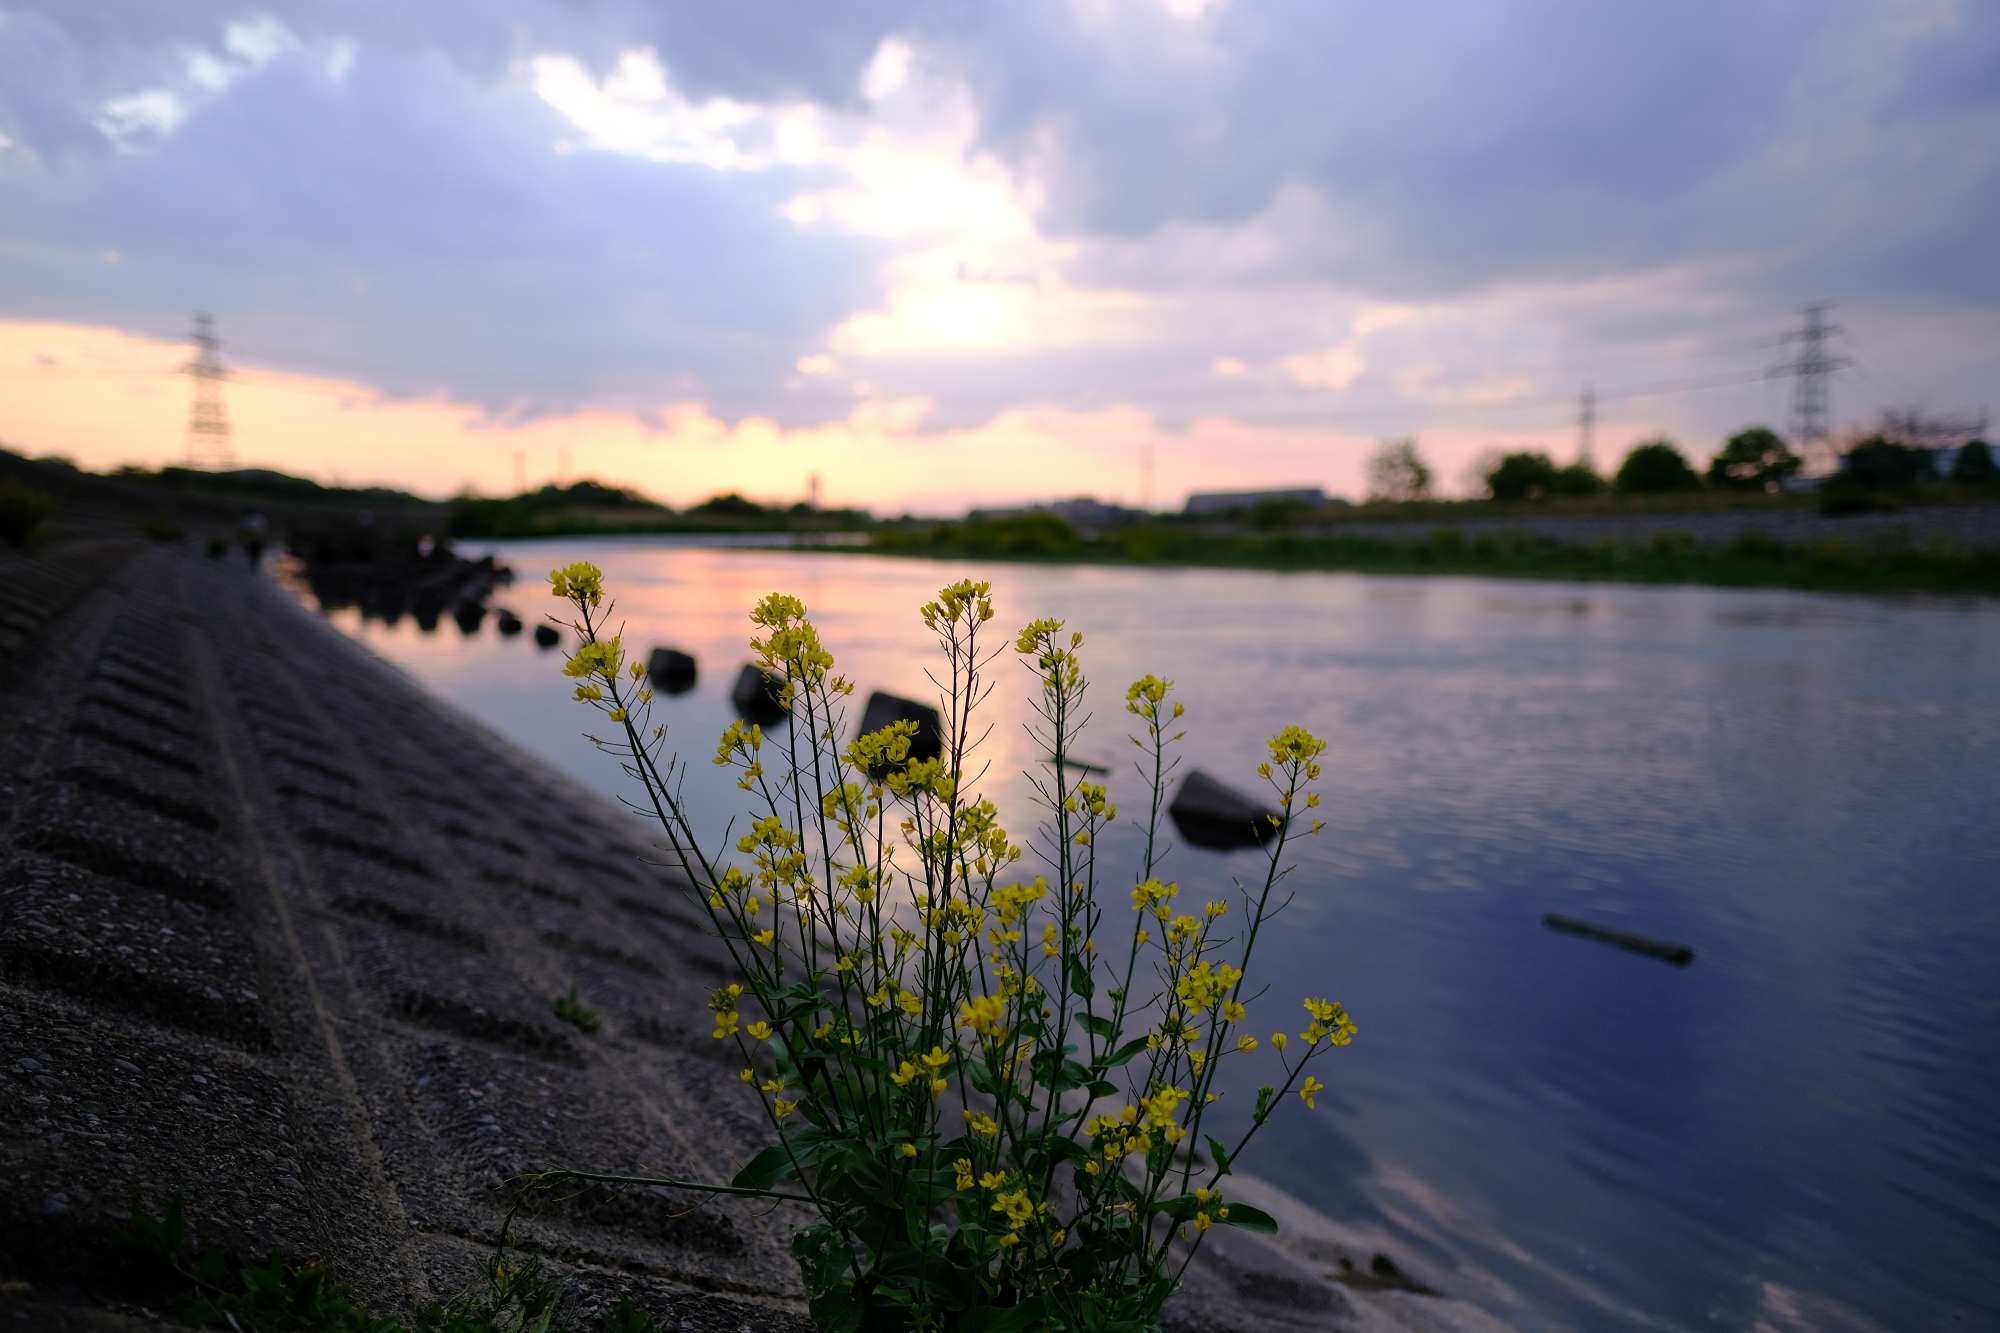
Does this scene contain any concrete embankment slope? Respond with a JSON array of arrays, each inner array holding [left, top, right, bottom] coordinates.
[[1, 543, 1512, 1333]]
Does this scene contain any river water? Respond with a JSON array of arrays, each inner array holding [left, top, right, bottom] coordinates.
[[301, 542, 2000, 1333]]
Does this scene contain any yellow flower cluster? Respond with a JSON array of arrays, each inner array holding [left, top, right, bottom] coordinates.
[[1175, 960, 1244, 1010], [547, 561, 603, 605], [1301, 998, 1358, 1047], [706, 983, 743, 1039], [920, 578, 996, 631]]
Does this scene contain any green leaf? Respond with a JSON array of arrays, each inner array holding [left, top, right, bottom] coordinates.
[[1069, 957, 1096, 1000], [1088, 1080, 1120, 1100], [791, 1224, 850, 1299], [1097, 1036, 1151, 1070], [603, 1296, 657, 1333], [967, 1059, 1002, 1097], [807, 1281, 863, 1333], [962, 1297, 1044, 1333], [1206, 1136, 1233, 1177], [116, 1194, 185, 1261], [731, 1124, 832, 1191], [1218, 1202, 1278, 1234], [1077, 1012, 1119, 1039], [771, 1034, 805, 1088]]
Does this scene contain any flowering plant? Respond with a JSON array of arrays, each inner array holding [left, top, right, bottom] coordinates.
[[548, 564, 1355, 1333]]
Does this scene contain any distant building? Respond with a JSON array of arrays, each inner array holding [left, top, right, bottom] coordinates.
[[1184, 487, 1330, 516]]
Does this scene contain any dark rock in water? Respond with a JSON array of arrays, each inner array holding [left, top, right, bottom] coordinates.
[[533, 623, 561, 649], [1543, 914, 1695, 966], [648, 648, 697, 695], [495, 609, 523, 636], [856, 690, 943, 771], [452, 602, 487, 636], [1169, 770, 1279, 850], [730, 664, 788, 726]]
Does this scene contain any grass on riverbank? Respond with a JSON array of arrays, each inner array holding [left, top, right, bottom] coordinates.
[[867, 514, 2000, 596]]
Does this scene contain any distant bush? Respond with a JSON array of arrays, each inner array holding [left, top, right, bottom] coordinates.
[[960, 511, 1082, 555], [686, 491, 764, 520], [1550, 462, 1606, 497], [1248, 497, 1315, 528], [1730, 530, 1786, 560], [1948, 439, 1996, 485], [1365, 438, 1433, 501], [1615, 440, 1702, 494], [1486, 452, 1559, 500], [1839, 437, 1936, 490], [1707, 427, 1801, 492], [0, 480, 55, 550]]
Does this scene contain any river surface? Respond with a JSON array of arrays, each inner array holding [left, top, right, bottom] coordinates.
[[298, 542, 2000, 1333]]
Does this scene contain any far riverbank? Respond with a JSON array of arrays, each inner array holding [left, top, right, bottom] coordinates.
[[862, 501, 2000, 596]]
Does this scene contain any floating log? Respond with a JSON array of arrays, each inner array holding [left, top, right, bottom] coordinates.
[[857, 691, 943, 768], [1542, 914, 1695, 966], [647, 647, 697, 695], [532, 623, 561, 649], [1168, 770, 1280, 850], [730, 664, 788, 726]]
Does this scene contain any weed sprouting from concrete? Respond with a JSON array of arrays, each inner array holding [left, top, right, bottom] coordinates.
[[116, 1193, 646, 1333], [551, 986, 601, 1034], [548, 564, 1358, 1332]]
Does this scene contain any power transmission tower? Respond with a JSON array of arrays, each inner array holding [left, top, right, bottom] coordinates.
[[1577, 384, 1596, 470], [1771, 304, 1850, 471], [181, 313, 235, 469]]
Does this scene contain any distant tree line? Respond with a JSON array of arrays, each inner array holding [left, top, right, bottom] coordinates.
[[444, 480, 869, 538], [1360, 416, 1995, 509]]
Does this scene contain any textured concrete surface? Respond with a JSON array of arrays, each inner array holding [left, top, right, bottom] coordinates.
[[1, 541, 1511, 1333]]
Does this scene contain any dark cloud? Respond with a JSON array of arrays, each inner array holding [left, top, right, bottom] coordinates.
[[0, 0, 1993, 426], [0, 36, 884, 414]]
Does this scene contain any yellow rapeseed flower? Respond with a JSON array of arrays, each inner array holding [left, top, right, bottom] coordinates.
[[747, 1020, 772, 1041], [547, 561, 604, 605], [959, 994, 1006, 1034], [1300, 1076, 1324, 1109]]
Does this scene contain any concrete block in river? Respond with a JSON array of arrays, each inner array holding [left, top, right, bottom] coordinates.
[[648, 647, 698, 695], [1169, 770, 1279, 850], [533, 622, 560, 648], [857, 690, 943, 766], [731, 663, 788, 726]]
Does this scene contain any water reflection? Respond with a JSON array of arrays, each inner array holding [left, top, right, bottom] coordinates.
[[300, 543, 2000, 1333]]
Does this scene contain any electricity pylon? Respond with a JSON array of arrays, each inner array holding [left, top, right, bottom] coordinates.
[[1771, 304, 1850, 472], [1577, 384, 1596, 470], [182, 313, 235, 469]]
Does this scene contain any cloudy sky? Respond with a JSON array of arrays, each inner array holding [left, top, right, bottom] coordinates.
[[1, 0, 1995, 511]]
